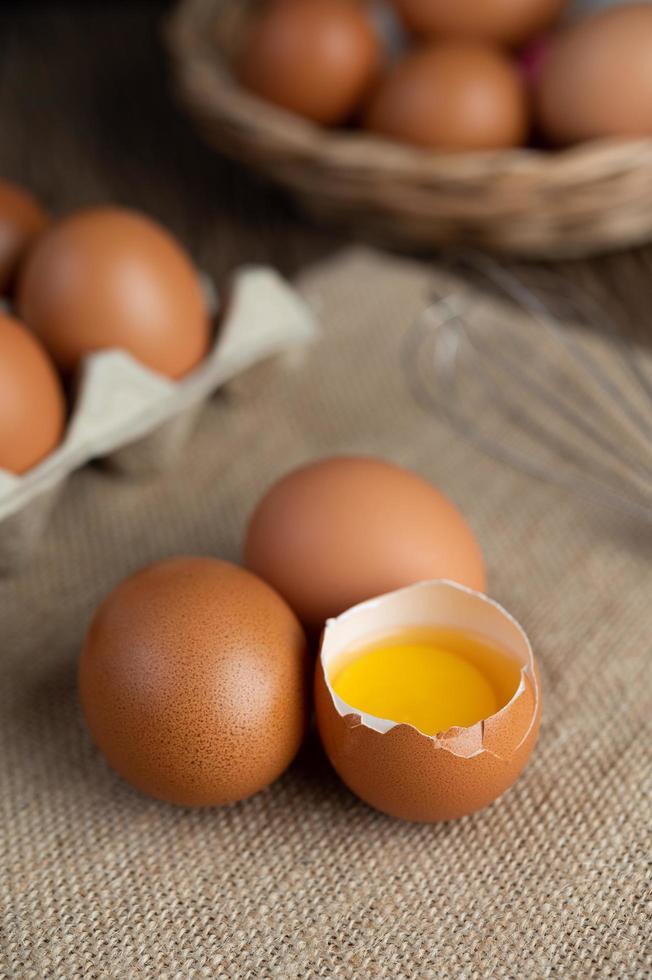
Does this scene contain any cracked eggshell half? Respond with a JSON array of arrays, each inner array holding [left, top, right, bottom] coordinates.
[[314, 580, 541, 822]]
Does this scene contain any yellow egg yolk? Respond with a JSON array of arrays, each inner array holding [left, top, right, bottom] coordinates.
[[331, 637, 503, 736]]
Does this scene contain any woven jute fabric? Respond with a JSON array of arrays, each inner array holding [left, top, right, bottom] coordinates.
[[1, 249, 650, 979]]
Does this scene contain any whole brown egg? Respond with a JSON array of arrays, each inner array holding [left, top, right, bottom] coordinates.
[[17, 207, 211, 379], [245, 457, 486, 630], [79, 558, 309, 807], [535, 4, 652, 144], [393, 0, 566, 47], [238, 0, 381, 124], [0, 180, 48, 294], [364, 42, 529, 150], [0, 312, 66, 474]]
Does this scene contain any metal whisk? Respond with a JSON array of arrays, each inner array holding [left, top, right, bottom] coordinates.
[[405, 255, 652, 522]]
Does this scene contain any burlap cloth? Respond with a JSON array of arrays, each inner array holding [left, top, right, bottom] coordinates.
[[1, 249, 650, 979]]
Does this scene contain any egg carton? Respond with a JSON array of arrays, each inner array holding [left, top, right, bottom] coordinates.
[[0, 266, 317, 572]]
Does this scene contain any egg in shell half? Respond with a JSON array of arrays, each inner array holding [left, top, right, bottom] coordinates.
[[315, 580, 541, 822]]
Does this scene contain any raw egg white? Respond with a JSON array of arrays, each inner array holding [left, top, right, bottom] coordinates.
[[0, 312, 66, 474], [17, 207, 211, 379], [245, 457, 486, 629], [238, 0, 381, 124], [79, 557, 310, 806], [315, 580, 541, 822], [364, 42, 528, 150]]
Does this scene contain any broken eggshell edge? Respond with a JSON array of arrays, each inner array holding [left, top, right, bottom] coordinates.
[[314, 579, 542, 822]]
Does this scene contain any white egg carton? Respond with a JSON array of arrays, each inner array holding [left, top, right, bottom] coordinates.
[[0, 266, 317, 572]]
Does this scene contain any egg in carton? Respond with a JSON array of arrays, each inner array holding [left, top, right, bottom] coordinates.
[[0, 266, 317, 572]]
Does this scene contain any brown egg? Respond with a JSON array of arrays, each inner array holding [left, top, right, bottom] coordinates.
[[0, 180, 48, 294], [0, 312, 66, 475], [535, 4, 652, 145], [245, 456, 486, 630], [364, 43, 529, 150], [79, 557, 309, 807], [17, 207, 211, 379], [394, 0, 565, 47], [315, 581, 542, 822], [238, 0, 381, 125]]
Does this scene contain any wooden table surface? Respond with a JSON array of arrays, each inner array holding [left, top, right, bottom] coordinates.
[[1, 10, 650, 977], [0, 0, 344, 281], [1, 0, 652, 332]]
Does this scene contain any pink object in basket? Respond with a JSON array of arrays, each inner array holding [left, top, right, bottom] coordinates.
[[520, 36, 550, 86]]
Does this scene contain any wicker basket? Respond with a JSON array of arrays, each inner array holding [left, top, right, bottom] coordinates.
[[167, 0, 652, 258]]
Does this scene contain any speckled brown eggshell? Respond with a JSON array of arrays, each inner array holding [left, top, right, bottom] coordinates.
[[0, 312, 66, 475], [17, 206, 211, 379], [0, 180, 49, 294], [245, 457, 486, 630], [394, 0, 566, 47], [534, 4, 652, 145], [314, 580, 541, 822], [315, 664, 540, 821], [79, 557, 310, 807], [238, 0, 381, 125], [364, 42, 529, 151]]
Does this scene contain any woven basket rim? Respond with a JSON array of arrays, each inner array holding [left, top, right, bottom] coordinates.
[[166, 0, 652, 258], [166, 0, 652, 183]]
